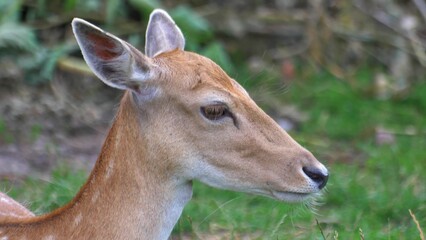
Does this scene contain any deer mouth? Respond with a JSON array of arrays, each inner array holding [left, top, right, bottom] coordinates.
[[270, 190, 313, 203]]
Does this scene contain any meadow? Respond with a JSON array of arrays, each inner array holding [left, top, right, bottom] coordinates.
[[2, 66, 425, 239]]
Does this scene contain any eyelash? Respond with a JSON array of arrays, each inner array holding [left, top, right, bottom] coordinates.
[[200, 104, 229, 121], [200, 103, 240, 129]]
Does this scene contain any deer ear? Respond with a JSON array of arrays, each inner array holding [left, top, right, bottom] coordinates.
[[72, 18, 155, 92], [145, 9, 185, 58]]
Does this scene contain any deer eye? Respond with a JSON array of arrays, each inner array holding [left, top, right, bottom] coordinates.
[[200, 103, 229, 121]]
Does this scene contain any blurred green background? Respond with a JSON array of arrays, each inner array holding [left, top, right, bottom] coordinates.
[[0, 0, 425, 239]]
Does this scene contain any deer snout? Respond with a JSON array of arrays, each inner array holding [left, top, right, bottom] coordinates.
[[302, 166, 328, 189], [297, 150, 329, 190]]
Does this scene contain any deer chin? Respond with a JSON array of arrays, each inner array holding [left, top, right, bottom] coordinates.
[[270, 190, 314, 203]]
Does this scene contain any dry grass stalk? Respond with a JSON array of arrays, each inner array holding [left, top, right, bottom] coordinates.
[[409, 209, 425, 240]]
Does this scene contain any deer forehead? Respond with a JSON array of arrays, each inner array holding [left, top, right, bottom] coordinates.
[[153, 51, 247, 100]]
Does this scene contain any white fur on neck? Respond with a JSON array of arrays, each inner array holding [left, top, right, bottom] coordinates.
[[154, 181, 192, 240]]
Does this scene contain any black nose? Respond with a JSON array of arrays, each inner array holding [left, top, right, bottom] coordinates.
[[302, 166, 329, 189]]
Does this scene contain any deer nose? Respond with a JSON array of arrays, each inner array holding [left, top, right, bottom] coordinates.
[[302, 166, 329, 189]]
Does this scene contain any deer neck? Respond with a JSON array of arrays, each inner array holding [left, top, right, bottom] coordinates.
[[73, 93, 193, 239], [5, 93, 193, 240]]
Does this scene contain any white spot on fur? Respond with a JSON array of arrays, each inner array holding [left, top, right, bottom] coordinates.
[[105, 160, 114, 179], [74, 212, 83, 226], [91, 190, 100, 203], [43, 235, 55, 240], [0, 196, 12, 205], [90, 173, 96, 185], [1, 236, 9, 240]]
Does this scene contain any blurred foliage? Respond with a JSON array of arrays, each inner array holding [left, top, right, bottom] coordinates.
[[0, 1, 37, 54], [0, 119, 14, 144], [0, 0, 235, 85], [170, 6, 213, 48], [0, 23, 37, 53], [128, 0, 161, 18], [0, 1, 74, 84], [1, 0, 425, 91]]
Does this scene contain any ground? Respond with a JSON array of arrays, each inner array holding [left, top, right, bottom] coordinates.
[[0, 71, 116, 181]]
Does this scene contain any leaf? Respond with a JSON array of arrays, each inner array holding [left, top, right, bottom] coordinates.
[[75, 0, 102, 13], [106, 0, 123, 25], [0, 23, 38, 54], [0, 0, 22, 23], [40, 45, 74, 81], [128, 0, 161, 16], [18, 44, 74, 85], [64, 0, 78, 12]]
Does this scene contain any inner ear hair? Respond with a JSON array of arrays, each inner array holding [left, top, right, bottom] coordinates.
[[72, 18, 155, 93]]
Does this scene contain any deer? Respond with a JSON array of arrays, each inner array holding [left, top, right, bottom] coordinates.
[[0, 9, 328, 240]]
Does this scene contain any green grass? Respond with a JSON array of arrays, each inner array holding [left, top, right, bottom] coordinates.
[[1, 67, 426, 239], [1, 165, 87, 215]]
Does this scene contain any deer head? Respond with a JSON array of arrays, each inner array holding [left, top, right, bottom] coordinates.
[[72, 9, 328, 203]]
